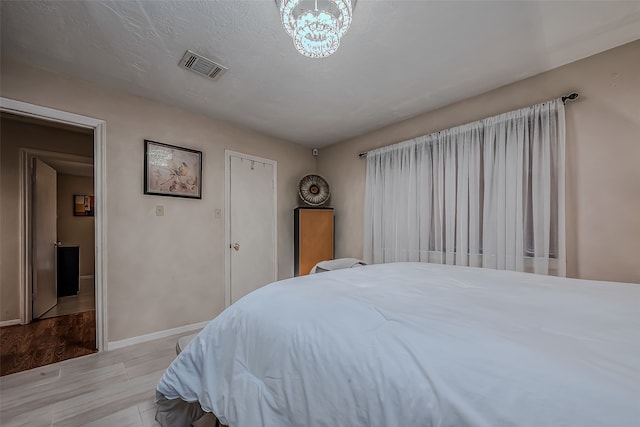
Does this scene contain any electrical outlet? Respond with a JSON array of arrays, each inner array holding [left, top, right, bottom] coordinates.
[[215, 208, 222, 219], [155, 205, 164, 216]]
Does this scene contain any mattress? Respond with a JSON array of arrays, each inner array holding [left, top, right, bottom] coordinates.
[[156, 262, 640, 426]]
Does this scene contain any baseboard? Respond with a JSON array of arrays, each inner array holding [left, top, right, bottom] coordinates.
[[0, 319, 21, 327], [107, 320, 210, 351]]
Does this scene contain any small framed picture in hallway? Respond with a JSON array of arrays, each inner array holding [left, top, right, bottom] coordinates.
[[144, 140, 202, 199], [74, 195, 94, 216]]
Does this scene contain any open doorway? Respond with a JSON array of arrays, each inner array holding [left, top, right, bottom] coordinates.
[[1, 113, 95, 374], [0, 104, 105, 375]]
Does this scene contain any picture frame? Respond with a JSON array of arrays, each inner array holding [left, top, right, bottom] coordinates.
[[144, 139, 202, 199], [74, 195, 94, 216]]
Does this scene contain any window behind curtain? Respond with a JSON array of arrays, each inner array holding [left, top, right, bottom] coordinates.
[[364, 99, 565, 276]]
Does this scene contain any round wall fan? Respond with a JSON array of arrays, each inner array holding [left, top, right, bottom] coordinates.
[[298, 174, 330, 206]]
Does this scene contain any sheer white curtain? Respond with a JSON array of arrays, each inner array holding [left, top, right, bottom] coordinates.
[[364, 99, 565, 276]]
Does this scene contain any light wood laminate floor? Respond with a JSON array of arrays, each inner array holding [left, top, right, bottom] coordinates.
[[0, 331, 197, 426]]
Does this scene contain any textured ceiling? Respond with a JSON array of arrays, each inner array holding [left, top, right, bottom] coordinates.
[[1, 1, 639, 147]]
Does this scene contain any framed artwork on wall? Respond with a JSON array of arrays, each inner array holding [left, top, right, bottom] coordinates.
[[74, 195, 94, 216], [144, 139, 202, 199]]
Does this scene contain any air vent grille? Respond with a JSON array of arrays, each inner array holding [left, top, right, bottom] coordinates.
[[179, 50, 227, 81]]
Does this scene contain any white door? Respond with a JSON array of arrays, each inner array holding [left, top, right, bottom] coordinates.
[[32, 158, 58, 319], [227, 152, 277, 305]]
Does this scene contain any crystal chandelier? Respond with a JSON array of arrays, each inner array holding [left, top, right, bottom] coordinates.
[[278, 0, 355, 58]]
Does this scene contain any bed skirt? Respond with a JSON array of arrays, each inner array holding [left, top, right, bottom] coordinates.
[[155, 391, 226, 427]]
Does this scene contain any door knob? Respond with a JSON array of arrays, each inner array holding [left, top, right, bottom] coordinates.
[[233, 243, 240, 251]]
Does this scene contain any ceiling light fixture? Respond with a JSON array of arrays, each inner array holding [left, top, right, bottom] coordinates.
[[277, 0, 356, 58]]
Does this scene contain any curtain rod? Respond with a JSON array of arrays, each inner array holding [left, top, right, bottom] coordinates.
[[358, 92, 579, 158]]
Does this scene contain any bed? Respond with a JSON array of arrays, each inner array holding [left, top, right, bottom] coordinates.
[[156, 262, 640, 426]]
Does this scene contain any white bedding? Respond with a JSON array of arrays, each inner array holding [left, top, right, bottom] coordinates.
[[157, 262, 640, 427]]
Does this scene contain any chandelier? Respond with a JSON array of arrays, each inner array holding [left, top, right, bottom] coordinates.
[[278, 0, 355, 58]]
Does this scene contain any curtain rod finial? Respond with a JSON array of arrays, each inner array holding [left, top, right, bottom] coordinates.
[[562, 92, 579, 104]]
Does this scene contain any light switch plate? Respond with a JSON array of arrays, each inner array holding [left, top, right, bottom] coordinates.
[[156, 205, 164, 216], [215, 208, 222, 219]]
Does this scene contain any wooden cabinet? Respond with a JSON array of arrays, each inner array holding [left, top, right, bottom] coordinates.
[[294, 207, 334, 276]]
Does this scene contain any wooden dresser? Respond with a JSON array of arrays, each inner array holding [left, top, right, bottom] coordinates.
[[294, 207, 334, 276]]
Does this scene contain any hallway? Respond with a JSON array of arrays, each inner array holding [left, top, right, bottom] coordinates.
[[0, 310, 96, 376], [40, 277, 95, 319]]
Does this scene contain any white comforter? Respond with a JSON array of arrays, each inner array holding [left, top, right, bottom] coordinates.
[[157, 262, 640, 427]]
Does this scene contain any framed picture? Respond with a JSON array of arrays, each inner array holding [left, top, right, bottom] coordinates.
[[74, 195, 94, 216], [144, 140, 202, 199]]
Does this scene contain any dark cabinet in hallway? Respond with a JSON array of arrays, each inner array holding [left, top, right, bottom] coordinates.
[[57, 245, 79, 297]]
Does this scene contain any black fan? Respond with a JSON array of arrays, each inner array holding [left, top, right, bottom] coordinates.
[[298, 174, 330, 206]]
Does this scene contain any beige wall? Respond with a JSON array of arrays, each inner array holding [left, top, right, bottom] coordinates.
[[57, 174, 95, 277], [0, 59, 315, 338], [318, 40, 640, 284], [0, 118, 94, 321]]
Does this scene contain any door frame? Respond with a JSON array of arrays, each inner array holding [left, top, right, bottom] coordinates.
[[1, 97, 108, 352], [224, 150, 278, 308]]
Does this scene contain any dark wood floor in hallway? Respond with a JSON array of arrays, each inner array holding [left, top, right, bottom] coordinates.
[[0, 310, 96, 376]]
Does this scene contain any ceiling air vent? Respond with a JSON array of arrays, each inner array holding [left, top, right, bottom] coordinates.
[[179, 50, 227, 81]]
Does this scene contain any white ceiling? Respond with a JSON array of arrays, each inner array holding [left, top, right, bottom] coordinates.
[[1, 1, 639, 147]]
